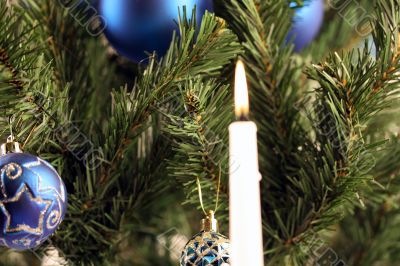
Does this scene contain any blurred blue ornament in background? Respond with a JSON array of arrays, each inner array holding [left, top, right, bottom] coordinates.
[[287, 0, 325, 52], [0, 152, 67, 250], [97, 0, 214, 62], [357, 35, 377, 59]]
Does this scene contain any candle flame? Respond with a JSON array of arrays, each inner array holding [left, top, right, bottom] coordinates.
[[234, 60, 250, 118]]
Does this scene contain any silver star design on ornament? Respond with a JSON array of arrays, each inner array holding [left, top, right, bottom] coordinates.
[[25, 159, 66, 203], [0, 184, 52, 235], [12, 237, 32, 247], [0, 163, 23, 197]]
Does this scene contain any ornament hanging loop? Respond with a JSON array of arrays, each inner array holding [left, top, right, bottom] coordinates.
[[196, 164, 223, 216], [1, 116, 22, 155], [1, 136, 22, 156], [201, 210, 218, 232]]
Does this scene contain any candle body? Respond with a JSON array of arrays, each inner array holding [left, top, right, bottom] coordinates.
[[229, 121, 264, 266]]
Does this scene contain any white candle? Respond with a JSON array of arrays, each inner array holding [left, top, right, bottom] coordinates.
[[229, 60, 264, 266]]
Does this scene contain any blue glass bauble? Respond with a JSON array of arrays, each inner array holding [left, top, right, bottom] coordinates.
[[0, 153, 67, 250], [97, 0, 214, 62], [357, 35, 377, 59], [180, 230, 230, 265], [287, 0, 325, 52]]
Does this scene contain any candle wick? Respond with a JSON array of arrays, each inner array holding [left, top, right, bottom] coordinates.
[[236, 114, 250, 121]]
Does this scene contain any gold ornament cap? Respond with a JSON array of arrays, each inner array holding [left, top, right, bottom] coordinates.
[[0, 136, 22, 156], [201, 211, 218, 232]]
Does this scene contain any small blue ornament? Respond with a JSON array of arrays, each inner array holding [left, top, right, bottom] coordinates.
[[0, 141, 67, 250], [97, 0, 214, 62], [287, 0, 325, 52], [357, 35, 377, 59], [180, 212, 230, 265]]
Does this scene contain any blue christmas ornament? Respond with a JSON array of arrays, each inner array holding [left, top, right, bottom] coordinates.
[[357, 35, 377, 59], [287, 0, 325, 52], [0, 139, 67, 250], [97, 0, 214, 62], [180, 211, 230, 265]]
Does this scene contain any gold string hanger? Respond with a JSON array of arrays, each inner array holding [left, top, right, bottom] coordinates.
[[8, 115, 15, 142], [196, 164, 222, 217]]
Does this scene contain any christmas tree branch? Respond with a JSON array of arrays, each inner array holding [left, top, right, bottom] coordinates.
[[332, 202, 400, 265], [19, 0, 120, 126], [98, 11, 240, 187], [216, 0, 399, 264], [0, 1, 71, 156], [215, 1, 320, 263], [49, 11, 241, 264], [164, 78, 231, 220], [292, 0, 400, 263]]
